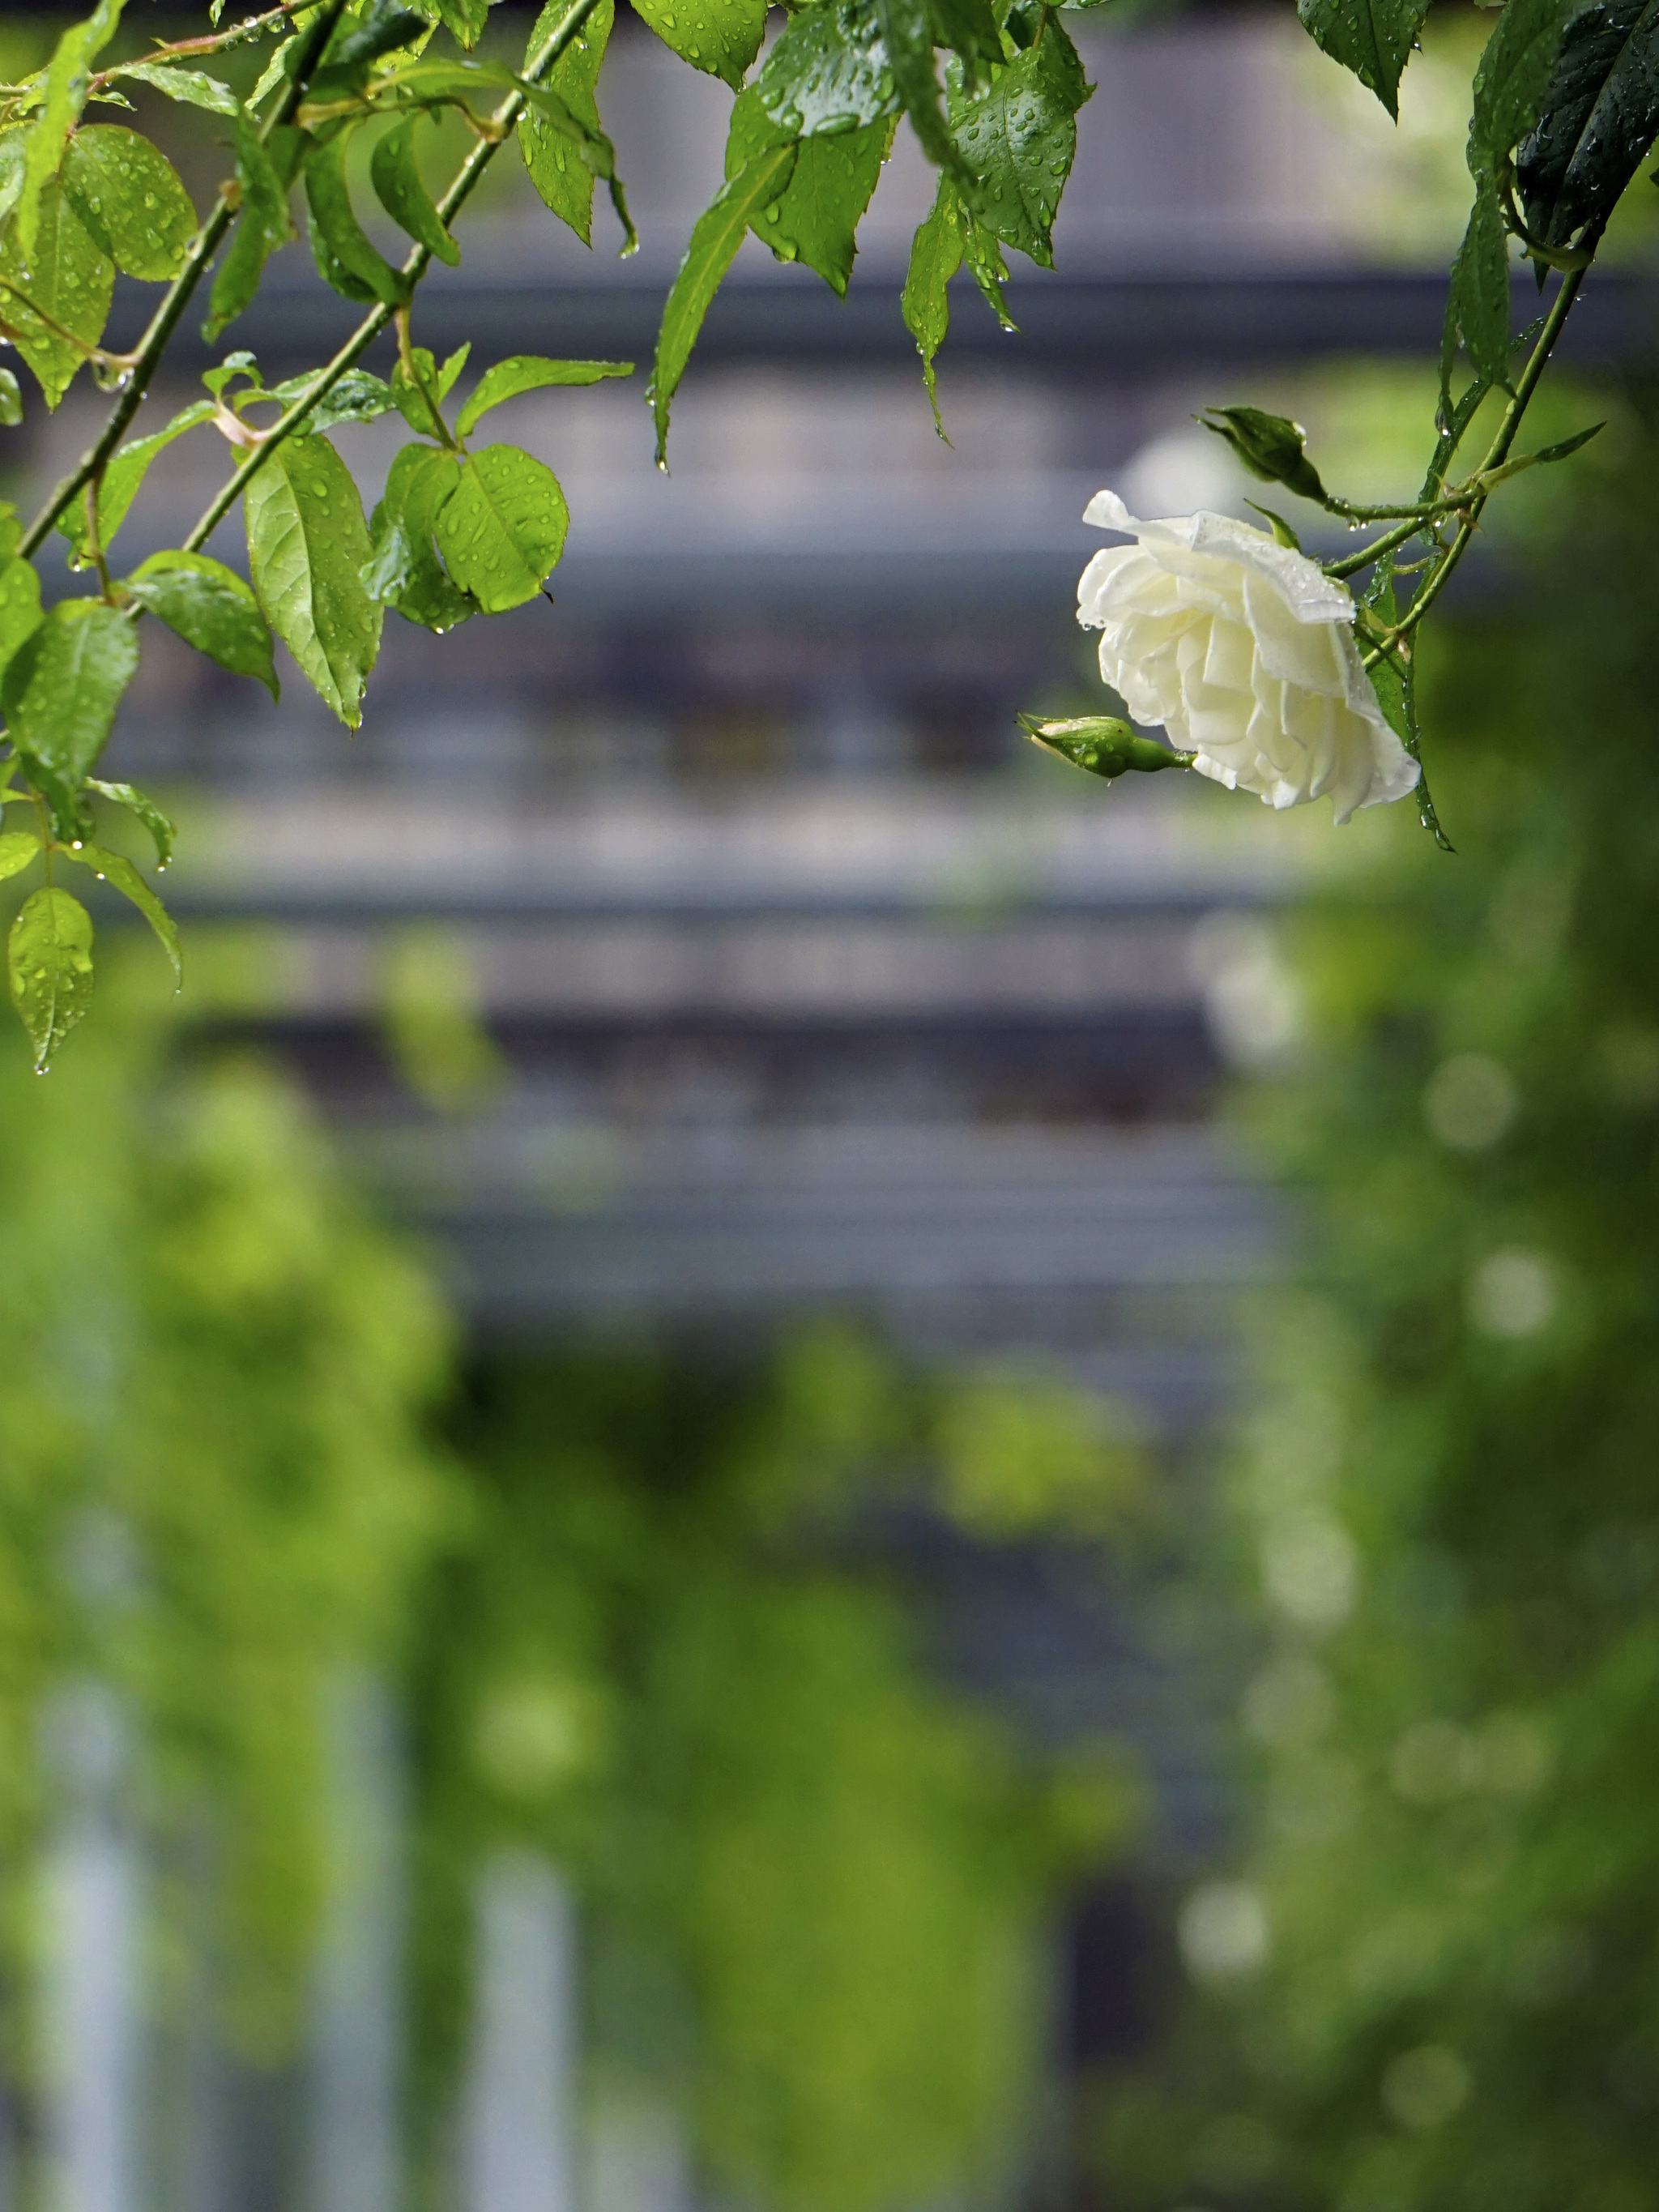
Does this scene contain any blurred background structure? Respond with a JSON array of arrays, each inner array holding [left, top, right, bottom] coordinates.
[[2, 5, 1658, 2212]]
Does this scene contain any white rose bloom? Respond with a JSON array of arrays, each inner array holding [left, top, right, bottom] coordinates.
[[1077, 489, 1419, 825]]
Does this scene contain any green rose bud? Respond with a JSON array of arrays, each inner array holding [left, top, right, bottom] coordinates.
[[1198, 406, 1327, 504], [1017, 714, 1188, 779]]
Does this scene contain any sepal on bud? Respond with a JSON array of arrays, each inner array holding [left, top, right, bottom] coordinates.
[[1017, 714, 1188, 779], [1198, 406, 1326, 504]]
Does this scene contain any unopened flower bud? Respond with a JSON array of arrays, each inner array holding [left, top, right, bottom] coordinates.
[[1017, 713, 1186, 779], [1198, 406, 1326, 504]]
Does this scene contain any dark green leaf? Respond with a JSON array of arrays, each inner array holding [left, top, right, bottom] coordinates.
[[0, 544, 43, 689], [1516, 0, 1659, 249], [947, 27, 1090, 267], [0, 370, 19, 428], [2, 600, 139, 829], [1199, 406, 1327, 501], [104, 62, 241, 116], [203, 109, 295, 341], [0, 177, 114, 408], [124, 551, 279, 700], [1363, 557, 1452, 848], [371, 56, 521, 109], [433, 444, 569, 613], [412, 0, 491, 49], [0, 831, 40, 883], [510, 81, 636, 251], [649, 143, 797, 465], [1472, 0, 1578, 169], [370, 114, 460, 265], [757, 0, 900, 136], [9, 888, 94, 1070], [454, 354, 633, 438], [1529, 418, 1606, 461], [902, 171, 966, 437], [876, 0, 966, 182], [362, 442, 477, 632], [245, 433, 382, 727], [266, 365, 396, 433], [60, 843, 180, 985], [726, 91, 892, 297], [16, 0, 125, 260], [929, 0, 1004, 91], [322, 0, 433, 83], [62, 126, 198, 282], [58, 399, 215, 570], [964, 213, 1016, 327], [518, 0, 613, 246], [1442, 172, 1512, 402], [305, 128, 412, 307], [86, 779, 176, 868], [1296, 0, 1431, 119], [631, 0, 767, 89]]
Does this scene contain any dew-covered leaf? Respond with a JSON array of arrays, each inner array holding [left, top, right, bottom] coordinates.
[[125, 550, 279, 700], [60, 843, 180, 986], [9, 887, 94, 1070], [455, 353, 633, 437], [0, 831, 40, 883], [433, 444, 569, 613], [267, 365, 397, 433], [518, 0, 612, 246], [947, 26, 1090, 268], [631, 0, 767, 90], [965, 211, 1016, 326], [362, 442, 478, 632], [105, 61, 241, 116], [876, 0, 962, 179], [0, 370, 20, 428], [370, 113, 460, 265], [2, 600, 139, 831], [245, 433, 382, 727], [16, 0, 125, 260], [1296, 0, 1431, 119], [62, 126, 198, 282], [756, 0, 900, 136], [390, 342, 471, 438], [0, 177, 115, 408], [1471, 0, 1577, 170], [902, 170, 966, 436], [0, 544, 43, 688], [1516, 0, 1659, 248], [204, 109, 296, 340], [1441, 171, 1512, 402], [649, 143, 796, 464], [86, 778, 175, 869], [725, 90, 891, 296], [305, 127, 412, 307], [929, 0, 1004, 92], [411, 0, 491, 49], [58, 399, 215, 569]]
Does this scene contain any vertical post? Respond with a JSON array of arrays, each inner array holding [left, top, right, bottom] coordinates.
[[309, 1672, 406, 2212], [461, 1854, 578, 2212], [41, 1683, 139, 2212]]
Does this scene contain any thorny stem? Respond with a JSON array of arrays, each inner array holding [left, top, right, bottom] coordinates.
[[87, 3, 303, 92], [1358, 256, 1592, 667], [179, 0, 608, 553], [17, 0, 350, 562]]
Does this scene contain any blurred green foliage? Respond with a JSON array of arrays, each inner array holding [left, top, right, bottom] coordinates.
[[1094, 384, 1659, 2212]]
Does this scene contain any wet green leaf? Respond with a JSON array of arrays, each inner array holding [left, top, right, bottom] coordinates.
[[1199, 405, 1327, 501], [1471, 0, 1576, 169], [16, 0, 126, 260], [649, 143, 796, 465], [0, 370, 19, 428], [305, 128, 412, 307], [0, 177, 115, 409], [433, 444, 569, 613], [362, 442, 477, 632], [1296, 0, 1430, 119], [370, 113, 460, 265], [1441, 172, 1512, 402], [86, 778, 175, 868], [1516, 0, 1659, 249], [929, 0, 1004, 92], [412, 0, 491, 49], [2, 600, 139, 831], [104, 61, 240, 116], [8, 888, 94, 1070], [876, 0, 963, 181], [124, 551, 279, 700], [62, 126, 198, 283], [455, 354, 633, 438], [58, 399, 215, 569], [204, 109, 296, 341], [948, 27, 1090, 268], [631, 0, 767, 90], [518, 0, 613, 246], [0, 831, 41, 884], [60, 843, 180, 986], [390, 342, 471, 438], [0, 548, 43, 689], [726, 91, 892, 297], [964, 211, 1016, 327], [245, 433, 382, 727], [756, 0, 900, 137], [266, 365, 397, 433], [902, 170, 966, 437]]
